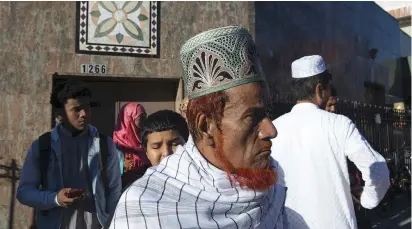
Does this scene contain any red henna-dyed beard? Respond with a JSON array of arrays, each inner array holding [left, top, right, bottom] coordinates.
[[215, 132, 276, 191]]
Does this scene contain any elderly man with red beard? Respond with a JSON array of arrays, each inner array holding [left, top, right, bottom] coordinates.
[[107, 26, 287, 229]]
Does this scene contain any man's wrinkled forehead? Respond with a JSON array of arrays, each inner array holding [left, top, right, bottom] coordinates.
[[224, 82, 269, 110]]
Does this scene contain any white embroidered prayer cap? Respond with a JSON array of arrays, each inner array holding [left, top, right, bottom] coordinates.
[[180, 26, 265, 100], [291, 55, 327, 79]]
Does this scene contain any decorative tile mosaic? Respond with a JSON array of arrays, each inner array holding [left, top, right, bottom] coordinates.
[[76, 1, 160, 57]]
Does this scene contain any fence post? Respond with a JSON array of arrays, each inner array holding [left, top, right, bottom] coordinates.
[[8, 160, 17, 229]]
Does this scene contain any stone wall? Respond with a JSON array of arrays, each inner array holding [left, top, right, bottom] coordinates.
[[255, 1, 410, 102], [0, 1, 254, 228]]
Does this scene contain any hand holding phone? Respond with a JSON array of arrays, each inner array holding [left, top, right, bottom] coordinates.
[[65, 188, 85, 198], [57, 188, 85, 207]]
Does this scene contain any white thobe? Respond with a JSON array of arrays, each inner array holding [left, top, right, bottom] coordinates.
[[271, 103, 390, 229]]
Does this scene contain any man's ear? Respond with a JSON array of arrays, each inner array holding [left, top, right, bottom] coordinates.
[[315, 83, 325, 100], [55, 108, 65, 119], [195, 113, 217, 147]]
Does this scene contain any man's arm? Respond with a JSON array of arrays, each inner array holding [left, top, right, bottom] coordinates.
[[342, 119, 390, 209], [105, 137, 122, 216], [16, 140, 59, 210]]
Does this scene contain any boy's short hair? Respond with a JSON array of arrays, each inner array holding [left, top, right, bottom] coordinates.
[[141, 110, 189, 148], [50, 79, 92, 108]]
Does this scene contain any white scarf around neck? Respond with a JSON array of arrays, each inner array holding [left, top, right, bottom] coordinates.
[[109, 136, 287, 229]]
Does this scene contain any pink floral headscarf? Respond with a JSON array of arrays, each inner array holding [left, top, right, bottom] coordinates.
[[113, 103, 149, 168]]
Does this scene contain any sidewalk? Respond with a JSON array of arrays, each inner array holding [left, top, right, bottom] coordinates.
[[368, 193, 411, 229]]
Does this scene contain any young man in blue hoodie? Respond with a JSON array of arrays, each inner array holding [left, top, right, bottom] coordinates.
[[17, 79, 121, 229]]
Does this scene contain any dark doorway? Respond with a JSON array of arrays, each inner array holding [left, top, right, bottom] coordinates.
[[52, 73, 179, 136]]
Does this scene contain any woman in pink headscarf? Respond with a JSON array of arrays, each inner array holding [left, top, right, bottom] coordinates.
[[113, 103, 150, 189]]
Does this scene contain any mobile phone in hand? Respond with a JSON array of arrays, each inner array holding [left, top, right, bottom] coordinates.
[[65, 189, 85, 198]]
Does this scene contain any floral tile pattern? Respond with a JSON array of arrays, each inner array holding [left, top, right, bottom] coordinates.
[[76, 1, 160, 57]]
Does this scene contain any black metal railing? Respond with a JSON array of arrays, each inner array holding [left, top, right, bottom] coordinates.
[[268, 94, 411, 168], [0, 160, 20, 229]]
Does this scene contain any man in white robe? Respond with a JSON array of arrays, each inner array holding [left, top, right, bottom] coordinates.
[[271, 55, 390, 229], [107, 26, 288, 229]]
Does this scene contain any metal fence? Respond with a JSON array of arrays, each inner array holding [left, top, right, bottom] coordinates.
[[268, 94, 411, 169], [0, 160, 20, 229]]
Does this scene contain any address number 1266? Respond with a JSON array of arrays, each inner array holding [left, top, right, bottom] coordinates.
[[81, 64, 107, 74]]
